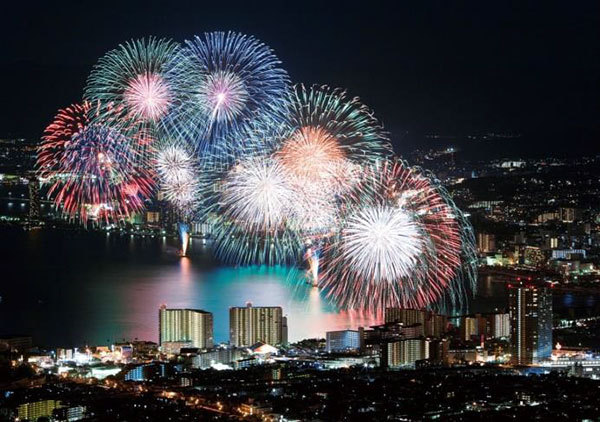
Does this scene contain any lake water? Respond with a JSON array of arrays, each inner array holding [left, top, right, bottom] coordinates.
[[0, 227, 597, 347]]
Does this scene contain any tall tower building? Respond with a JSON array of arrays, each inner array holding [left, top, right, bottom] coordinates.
[[229, 303, 284, 347], [509, 282, 552, 365], [158, 306, 214, 349]]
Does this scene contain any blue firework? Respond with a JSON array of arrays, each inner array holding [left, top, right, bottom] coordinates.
[[163, 31, 290, 162]]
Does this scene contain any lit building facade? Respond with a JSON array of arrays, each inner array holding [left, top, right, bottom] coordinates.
[[493, 312, 510, 338], [326, 330, 361, 353], [385, 338, 427, 368], [385, 308, 447, 338], [158, 306, 214, 349], [477, 233, 496, 254], [17, 400, 63, 421], [229, 303, 284, 347], [509, 282, 552, 364]]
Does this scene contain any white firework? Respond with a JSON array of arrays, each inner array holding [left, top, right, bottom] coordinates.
[[156, 145, 199, 208], [221, 157, 293, 232], [341, 205, 425, 283]]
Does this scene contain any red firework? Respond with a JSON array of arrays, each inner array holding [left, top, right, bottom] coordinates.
[[319, 159, 474, 312], [37, 101, 156, 223]]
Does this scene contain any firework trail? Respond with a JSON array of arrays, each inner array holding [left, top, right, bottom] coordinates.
[[163, 32, 290, 163], [319, 159, 477, 313], [36, 102, 155, 223], [178, 222, 191, 256]]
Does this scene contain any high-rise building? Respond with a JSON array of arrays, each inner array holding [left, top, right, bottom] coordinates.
[[492, 312, 510, 338], [477, 233, 496, 254], [158, 306, 214, 349], [509, 282, 552, 365], [460, 316, 478, 341], [229, 303, 284, 347], [282, 316, 288, 346], [326, 330, 361, 353], [385, 338, 427, 368]]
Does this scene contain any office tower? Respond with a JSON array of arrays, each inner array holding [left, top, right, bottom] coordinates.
[[158, 306, 214, 349], [229, 303, 284, 347], [509, 282, 553, 364], [326, 330, 361, 353]]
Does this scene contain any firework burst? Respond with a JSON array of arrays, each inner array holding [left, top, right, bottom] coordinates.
[[207, 155, 303, 265], [319, 159, 476, 312], [37, 102, 155, 223], [156, 144, 201, 212], [84, 37, 179, 150], [274, 85, 391, 234], [163, 32, 290, 161]]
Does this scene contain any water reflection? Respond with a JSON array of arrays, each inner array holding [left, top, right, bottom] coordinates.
[[0, 228, 598, 347]]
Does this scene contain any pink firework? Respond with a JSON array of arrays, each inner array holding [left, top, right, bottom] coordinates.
[[123, 72, 171, 122]]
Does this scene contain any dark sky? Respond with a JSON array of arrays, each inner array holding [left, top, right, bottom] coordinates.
[[2, 1, 599, 156]]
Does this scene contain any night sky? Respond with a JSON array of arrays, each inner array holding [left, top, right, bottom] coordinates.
[[2, 1, 599, 157]]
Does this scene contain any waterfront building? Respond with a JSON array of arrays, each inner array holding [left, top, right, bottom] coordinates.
[[509, 281, 553, 364], [229, 303, 285, 347], [326, 330, 361, 353], [158, 306, 214, 349]]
